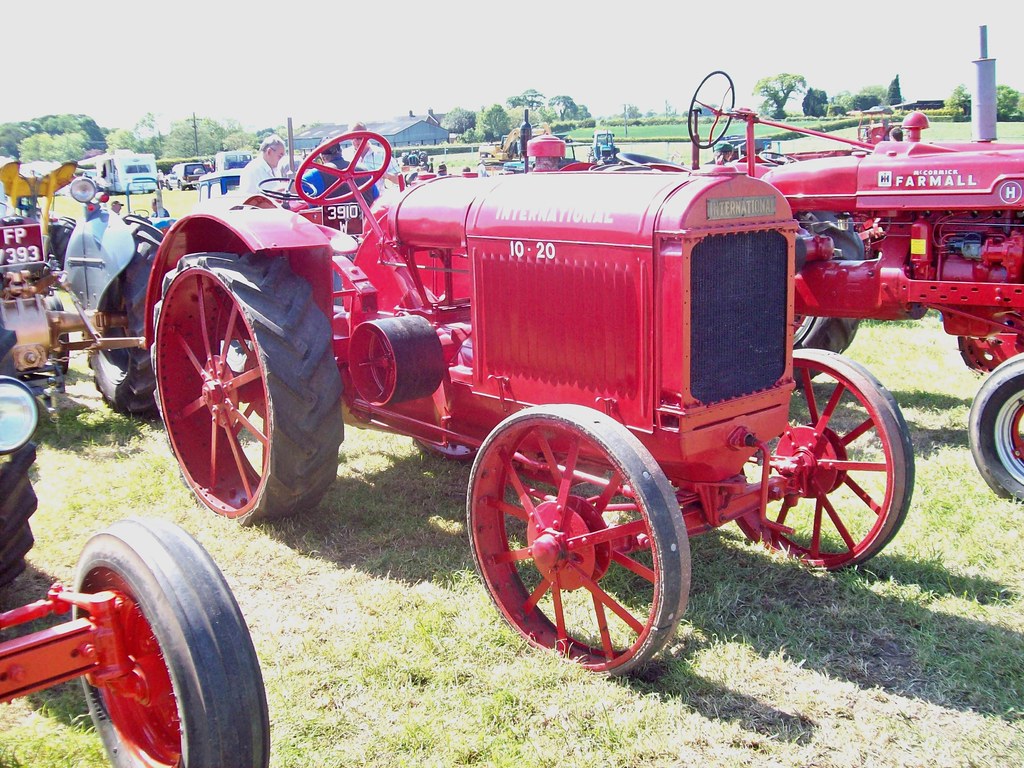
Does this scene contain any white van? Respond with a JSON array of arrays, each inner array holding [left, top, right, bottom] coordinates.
[[214, 150, 253, 172], [91, 151, 159, 194]]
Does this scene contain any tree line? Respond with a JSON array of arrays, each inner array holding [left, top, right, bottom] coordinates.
[[756, 74, 1024, 120], [4, 77, 1023, 163]]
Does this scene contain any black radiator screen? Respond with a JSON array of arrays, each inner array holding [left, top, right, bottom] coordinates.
[[689, 230, 788, 403]]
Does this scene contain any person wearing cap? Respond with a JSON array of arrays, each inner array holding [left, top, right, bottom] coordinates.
[[714, 142, 738, 165], [239, 134, 287, 195], [109, 200, 123, 216]]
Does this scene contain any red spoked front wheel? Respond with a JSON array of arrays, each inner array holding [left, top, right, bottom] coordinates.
[[741, 349, 915, 569], [467, 404, 689, 675], [153, 252, 343, 523]]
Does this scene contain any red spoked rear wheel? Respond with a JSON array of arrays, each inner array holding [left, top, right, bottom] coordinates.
[[740, 349, 914, 569], [153, 252, 343, 523], [468, 404, 689, 675]]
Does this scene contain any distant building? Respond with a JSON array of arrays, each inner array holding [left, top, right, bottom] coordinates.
[[893, 100, 948, 112], [292, 111, 448, 154]]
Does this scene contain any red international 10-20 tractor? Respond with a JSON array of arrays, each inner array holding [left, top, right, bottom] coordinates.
[[140, 131, 914, 675]]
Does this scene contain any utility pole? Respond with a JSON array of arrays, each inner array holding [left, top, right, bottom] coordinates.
[[623, 104, 628, 137], [192, 113, 200, 158]]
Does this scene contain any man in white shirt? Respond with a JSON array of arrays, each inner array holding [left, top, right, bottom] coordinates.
[[239, 135, 287, 195]]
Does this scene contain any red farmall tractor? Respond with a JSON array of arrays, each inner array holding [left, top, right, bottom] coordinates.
[[2, 320, 268, 766], [140, 131, 914, 675], [688, 70, 1024, 504]]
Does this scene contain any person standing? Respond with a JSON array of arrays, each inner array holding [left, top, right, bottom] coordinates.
[[239, 135, 287, 195], [347, 122, 401, 186]]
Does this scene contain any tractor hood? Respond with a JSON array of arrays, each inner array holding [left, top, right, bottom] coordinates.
[[389, 168, 790, 249], [763, 141, 1024, 212]]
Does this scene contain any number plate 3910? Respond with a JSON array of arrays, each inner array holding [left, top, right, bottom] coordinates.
[[322, 203, 362, 230]]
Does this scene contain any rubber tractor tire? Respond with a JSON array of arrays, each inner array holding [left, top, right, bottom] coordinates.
[[793, 315, 860, 355], [76, 517, 270, 767], [47, 215, 77, 270], [152, 252, 343, 523], [0, 444, 38, 587], [0, 324, 38, 587], [90, 217, 161, 416]]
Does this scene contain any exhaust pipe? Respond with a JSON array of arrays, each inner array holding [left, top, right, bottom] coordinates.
[[973, 25, 997, 142]]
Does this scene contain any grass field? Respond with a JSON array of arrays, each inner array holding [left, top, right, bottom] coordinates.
[[1, 308, 1022, 768]]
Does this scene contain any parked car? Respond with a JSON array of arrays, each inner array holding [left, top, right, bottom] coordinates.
[[166, 162, 209, 190], [195, 169, 242, 204]]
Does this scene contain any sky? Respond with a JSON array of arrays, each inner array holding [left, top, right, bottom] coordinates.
[[6, 2, 1022, 134]]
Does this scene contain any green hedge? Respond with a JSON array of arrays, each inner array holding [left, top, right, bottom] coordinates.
[[157, 157, 212, 174]]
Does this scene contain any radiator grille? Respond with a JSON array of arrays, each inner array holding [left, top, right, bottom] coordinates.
[[476, 246, 642, 398], [690, 231, 788, 403]]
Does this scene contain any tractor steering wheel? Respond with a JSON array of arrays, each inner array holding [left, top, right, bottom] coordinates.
[[296, 131, 390, 208], [688, 70, 735, 149], [257, 176, 319, 202], [757, 150, 794, 166], [617, 152, 689, 172]]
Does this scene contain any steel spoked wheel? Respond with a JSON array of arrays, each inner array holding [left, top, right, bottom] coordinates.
[[741, 349, 914, 569], [76, 518, 269, 768], [969, 354, 1024, 500], [153, 252, 343, 522], [467, 404, 689, 675]]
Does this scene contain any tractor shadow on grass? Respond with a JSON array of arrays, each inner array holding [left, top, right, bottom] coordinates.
[[264, 441, 475, 581], [887, 388, 974, 458], [30, 378, 160, 454], [264, 446, 1022, 724], [645, 531, 1022, 722]]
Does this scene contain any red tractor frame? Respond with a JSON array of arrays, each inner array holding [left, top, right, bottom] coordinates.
[[688, 70, 1024, 504], [141, 131, 914, 675]]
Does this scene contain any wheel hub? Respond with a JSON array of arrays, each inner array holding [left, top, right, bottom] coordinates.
[[776, 425, 845, 496], [527, 496, 610, 589], [201, 360, 234, 426]]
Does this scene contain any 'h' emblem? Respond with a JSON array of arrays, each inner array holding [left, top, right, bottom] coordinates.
[[999, 181, 1023, 205]]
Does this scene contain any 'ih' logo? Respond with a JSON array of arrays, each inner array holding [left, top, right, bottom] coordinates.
[[999, 181, 1023, 205], [878, 171, 893, 187]]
